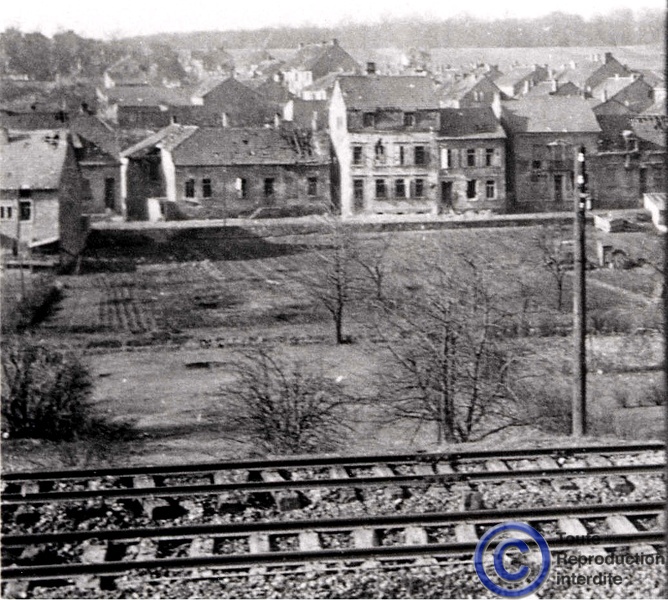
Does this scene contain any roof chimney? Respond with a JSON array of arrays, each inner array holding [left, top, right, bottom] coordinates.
[[332, 38, 339, 46], [605, 52, 613, 64], [366, 62, 376, 75]]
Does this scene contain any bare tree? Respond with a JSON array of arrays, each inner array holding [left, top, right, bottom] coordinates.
[[377, 259, 529, 443], [534, 226, 570, 311], [298, 217, 356, 344], [351, 234, 393, 302], [219, 347, 352, 454]]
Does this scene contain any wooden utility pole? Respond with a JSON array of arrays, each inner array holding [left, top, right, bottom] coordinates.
[[572, 146, 588, 436]]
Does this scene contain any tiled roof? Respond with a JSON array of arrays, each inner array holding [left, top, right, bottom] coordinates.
[[290, 99, 328, 130], [69, 114, 119, 158], [171, 126, 329, 166], [494, 67, 535, 88], [439, 75, 496, 101], [591, 77, 638, 100], [191, 77, 229, 98], [555, 61, 600, 88], [630, 115, 667, 149], [501, 97, 601, 133], [525, 82, 557, 97], [104, 86, 190, 107], [438, 107, 505, 138], [120, 124, 198, 158], [338, 75, 440, 110], [0, 130, 69, 190]]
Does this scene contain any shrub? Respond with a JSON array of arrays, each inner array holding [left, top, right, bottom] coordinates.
[[2, 338, 94, 440], [220, 348, 352, 455]]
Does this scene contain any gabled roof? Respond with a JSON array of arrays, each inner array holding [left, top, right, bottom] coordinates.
[[591, 76, 640, 100], [438, 107, 505, 138], [525, 81, 557, 97], [120, 124, 198, 158], [338, 75, 440, 110], [494, 67, 536, 88], [103, 86, 190, 107], [191, 77, 229, 98], [636, 69, 665, 88], [0, 130, 69, 190], [120, 124, 329, 166], [290, 99, 328, 130], [439, 75, 498, 101], [170, 126, 329, 166], [502, 97, 601, 134], [555, 61, 600, 89], [630, 115, 667, 149], [642, 100, 667, 116], [69, 114, 119, 158]]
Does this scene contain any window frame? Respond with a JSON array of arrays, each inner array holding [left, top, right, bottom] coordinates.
[[363, 112, 375, 127], [485, 180, 496, 199], [403, 112, 416, 127], [264, 177, 275, 197], [375, 178, 387, 199], [352, 145, 363, 165], [202, 178, 212, 198], [485, 148, 495, 167], [185, 178, 195, 198], [307, 177, 318, 197], [414, 178, 424, 198], [466, 179, 477, 199], [414, 145, 426, 166], [0, 204, 14, 221], [353, 178, 364, 201], [395, 179, 406, 198], [466, 148, 476, 167]]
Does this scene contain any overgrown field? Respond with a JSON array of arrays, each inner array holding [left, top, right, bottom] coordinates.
[[3, 223, 664, 468]]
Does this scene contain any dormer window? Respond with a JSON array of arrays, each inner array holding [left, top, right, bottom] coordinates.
[[404, 112, 416, 127], [363, 112, 375, 127]]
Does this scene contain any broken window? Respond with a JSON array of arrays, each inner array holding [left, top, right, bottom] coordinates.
[[202, 179, 212, 198], [375, 179, 387, 199], [353, 146, 363, 165], [307, 177, 318, 196], [185, 179, 195, 198], [395, 179, 406, 198], [414, 146, 426, 165], [486, 180, 496, 199], [466, 180, 477, 199]]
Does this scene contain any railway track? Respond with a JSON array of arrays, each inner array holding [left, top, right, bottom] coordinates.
[[3, 441, 663, 504], [2, 442, 664, 596]]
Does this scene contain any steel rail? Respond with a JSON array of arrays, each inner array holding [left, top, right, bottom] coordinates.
[[3, 501, 663, 547], [3, 532, 664, 581], [2, 463, 664, 505], [2, 442, 663, 482]]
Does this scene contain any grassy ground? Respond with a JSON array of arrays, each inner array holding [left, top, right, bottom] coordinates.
[[2, 223, 664, 470]]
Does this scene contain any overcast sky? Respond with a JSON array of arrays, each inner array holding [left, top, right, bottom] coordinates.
[[1, 0, 664, 38]]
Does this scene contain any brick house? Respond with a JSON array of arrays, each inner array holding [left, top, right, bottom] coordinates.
[[589, 114, 666, 209], [591, 76, 656, 116], [0, 129, 87, 262], [555, 52, 633, 97], [437, 107, 506, 213], [70, 114, 122, 214], [121, 124, 331, 220], [501, 96, 601, 211], [281, 40, 361, 95], [98, 77, 276, 129], [329, 75, 442, 217], [495, 65, 549, 99], [439, 75, 502, 114]]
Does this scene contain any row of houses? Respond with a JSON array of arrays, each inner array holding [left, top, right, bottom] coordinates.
[[0, 47, 665, 262]]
